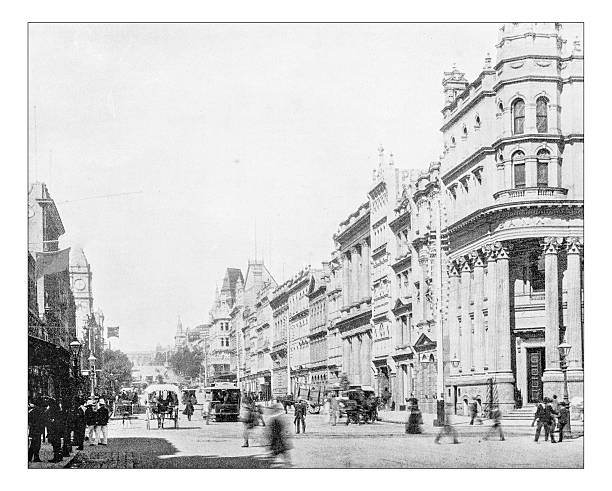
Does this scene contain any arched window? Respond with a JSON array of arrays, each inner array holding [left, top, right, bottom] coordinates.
[[512, 99, 525, 134], [536, 97, 548, 133], [537, 149, 550, 187], [512, 151, 526, 188]]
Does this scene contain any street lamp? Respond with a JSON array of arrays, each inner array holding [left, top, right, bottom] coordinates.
[[88, 354, 97, 399], [558, 339, 572, 438]]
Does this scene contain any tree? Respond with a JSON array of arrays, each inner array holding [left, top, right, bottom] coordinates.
[[339, 372, 350, 390], [98, 349, 133, 399], [169, 346, 204, 380], [153, 351, 167, 365]]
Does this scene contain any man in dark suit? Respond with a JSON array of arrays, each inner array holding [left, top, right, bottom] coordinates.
[[532, 400, 546, 442], [28, 398, 45, 462], [73, 399, 87, 450], [557, 402, 570, 442]]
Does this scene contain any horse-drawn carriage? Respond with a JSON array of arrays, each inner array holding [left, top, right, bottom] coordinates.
[[338, 386, 379, 425], [143, 384, 181, 429]]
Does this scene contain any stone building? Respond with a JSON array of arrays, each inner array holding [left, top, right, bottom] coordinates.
[[28, 182, 77, 403], [287, 267, 314, 394], [334, 202, 372, 387], [234, 260, 276, 396], [389, 163, 445, 413], [307, 267, 329, 388], [69, 248, 93, 340], [439, 23, 583, 412], [270, 281, 290, 397], [325, 252, 344, 383], [208, 268, 244, 381]]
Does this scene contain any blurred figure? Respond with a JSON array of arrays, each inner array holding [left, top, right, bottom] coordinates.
[[240, 396, 254, 447], [74, 399, 86, 450], [183, 398, 194, 421], [406, 404, 423, 434], [254, 402, 266, 427], [482, 406, 505, 441], [85, 400, 97, 445], [266, 402, 292, 467], [469, 397, 482, 425], [329, 394, 339, 426], [61, 402, 73, 457], [28, 398, 44, 462], [97, 399, 110, 445], [44, 399, 63, 462], [557, 402, 570, 442], [294, 399, 306, 434], [434, 407, 459, 445]]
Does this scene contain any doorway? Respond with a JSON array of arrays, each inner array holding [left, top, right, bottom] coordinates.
[[526, 347, 545, 403]]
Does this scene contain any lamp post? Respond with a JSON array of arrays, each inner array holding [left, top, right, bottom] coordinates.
[[558, 339, 572, 438], [88, 354, 97, 399], [450, 357, 460, 415]]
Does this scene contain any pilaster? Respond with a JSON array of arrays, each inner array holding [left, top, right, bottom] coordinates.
[[542, 238, 562, 382], [566, 238, 583, 374], [472, 252, 485, 373], [495, 243, 512, 377], [460, 258, 472, 372]]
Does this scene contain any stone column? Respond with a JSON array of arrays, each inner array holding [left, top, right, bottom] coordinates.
[[495, 244, 512, 374], [543, 238, 561, 376], [460, 258, 472, 372], [342, 253, 351, 309], [472, 253, 485, 372], [526, 156, 538, 187], [485, 246, 497, 371], [448, 263, 460, 373], [362, 332, 372, 386], [342, 338, 350, 376], [566, 238, 583, 372], [351, 247, 360, 305], [347, 338, 353, 382], [354, 335, 362, 385], [360, 240, 370, 300]]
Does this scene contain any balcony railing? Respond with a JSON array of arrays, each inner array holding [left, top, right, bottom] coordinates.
[[493, 186, 568, 203]]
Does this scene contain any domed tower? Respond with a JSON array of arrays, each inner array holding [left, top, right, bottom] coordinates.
[[69, 247, 93, 340]]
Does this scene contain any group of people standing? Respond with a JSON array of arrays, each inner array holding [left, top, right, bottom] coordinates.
[[532, 395, 570, 443], [28, 396, 110, 464]]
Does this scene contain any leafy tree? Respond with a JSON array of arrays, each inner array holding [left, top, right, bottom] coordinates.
[[98, 349, 133, 399], [153, 351, 167, 365], [170, 346, 204, 380], [339, 372, 350, 390]]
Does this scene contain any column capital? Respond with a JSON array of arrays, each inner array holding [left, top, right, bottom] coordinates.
[[542, 237, 563, 255], [566, 237, 583, 255], [459, 256, 472, 274], [360, 238, 369, 248], [449, 262, 460, 277], [470, 250, 485, 268], [350, 245, 359, 255], [483, 244, 497, 262], [494, 241, 510, 260]]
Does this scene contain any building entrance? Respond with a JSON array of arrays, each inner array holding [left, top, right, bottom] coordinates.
[[526, 347, 545, 403]]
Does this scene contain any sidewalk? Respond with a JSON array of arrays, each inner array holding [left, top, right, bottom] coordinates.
[[378, 410, 583, 436], [27, 440, 80, 469]]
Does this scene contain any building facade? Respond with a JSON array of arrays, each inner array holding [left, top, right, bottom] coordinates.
[[439, 23, 583, 412], [307, 268, 329, 388], [334, 202, 372, 387]]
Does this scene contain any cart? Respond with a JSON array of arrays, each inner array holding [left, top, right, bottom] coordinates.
[[143, 384, 181, 430]]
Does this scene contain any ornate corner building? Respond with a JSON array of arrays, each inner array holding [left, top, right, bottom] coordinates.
[[439, 23, 583, 411]]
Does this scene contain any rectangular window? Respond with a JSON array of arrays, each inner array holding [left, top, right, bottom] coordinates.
[[537, 162, 548, 187], [514, 162, 526, 188]]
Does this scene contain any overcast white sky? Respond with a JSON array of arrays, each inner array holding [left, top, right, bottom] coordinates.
[[28, 23, 581, 352]]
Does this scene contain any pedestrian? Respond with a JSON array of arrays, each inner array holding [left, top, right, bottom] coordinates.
[[28, 398, 45, 463], [44, 399, 63, 463], [73, 399, 86, 450], [266, 402, 292, 467], [382, 388, 391, 409], [61, 402, 73, 457], [557, 402, 570, 442], [85, 400, 97, 445], [96, 399, 110, 445], [329, 394, 339, 426], [255, 403, 266, 427], [482, 406, 505, 441], [551, 394, 559, 433], [240, 396, 254, 447], [405, 404, 423, 434], [183, 398, 194, 421], [294, 399, 306, 434], [434, 407, 459, 444], [469, 397, 482, 425]]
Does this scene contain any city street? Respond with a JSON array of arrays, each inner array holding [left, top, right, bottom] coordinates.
[[64, 413, 583, 469]]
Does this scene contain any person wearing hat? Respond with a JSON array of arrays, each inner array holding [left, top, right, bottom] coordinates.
[[557, 402, 570, 442], [84, 400, 98, 445], [73, 399, 87, 450], [28, 398, 45, 462], [96, 399, 110, 445]]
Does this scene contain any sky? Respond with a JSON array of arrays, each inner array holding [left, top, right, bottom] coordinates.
[[28, 23, 580, 352]]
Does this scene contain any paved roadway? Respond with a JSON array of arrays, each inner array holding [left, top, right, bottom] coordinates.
[[66, 412, 583, 469]]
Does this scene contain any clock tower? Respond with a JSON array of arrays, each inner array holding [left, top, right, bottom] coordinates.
[[69, 247, 94, 340]]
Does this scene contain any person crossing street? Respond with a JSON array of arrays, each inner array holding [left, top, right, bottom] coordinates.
[[294, 399, 306, 434]]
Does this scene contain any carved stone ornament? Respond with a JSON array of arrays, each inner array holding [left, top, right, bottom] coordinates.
[[566, 236, 583, 255], [543, 237, 562, 254]]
